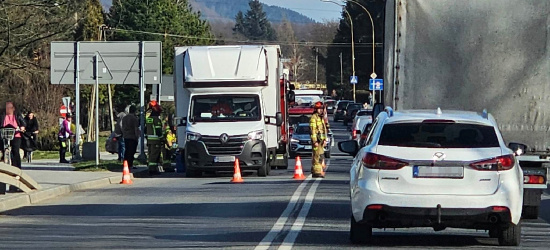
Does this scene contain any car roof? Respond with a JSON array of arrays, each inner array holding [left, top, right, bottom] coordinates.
[[385, 109, 495, 126]]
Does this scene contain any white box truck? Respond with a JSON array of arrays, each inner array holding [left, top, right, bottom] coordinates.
[[174, 45, 290, 177], [383, 0, 549, 218]]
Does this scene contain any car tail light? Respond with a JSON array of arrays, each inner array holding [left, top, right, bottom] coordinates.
[[362, 153, 407, 170], [524, 175, 546, 184], [352, 130, 357, 139], [360, 133, 368, 140], [470, 155, 515, 171], [367, 204, 383, 210], [491, 206, 509, 212]]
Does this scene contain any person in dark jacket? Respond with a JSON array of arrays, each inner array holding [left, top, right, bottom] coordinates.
[[0, 101, 26, 169], [23, 111, 39, 156]]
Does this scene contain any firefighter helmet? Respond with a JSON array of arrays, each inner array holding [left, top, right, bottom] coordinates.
[[314, 101, 323, 109]]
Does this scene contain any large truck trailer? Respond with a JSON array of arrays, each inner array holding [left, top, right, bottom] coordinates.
[[383, 0, 549, 218]]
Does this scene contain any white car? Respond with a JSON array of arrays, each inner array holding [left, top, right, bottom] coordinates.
[[351, 109, 373, 143], [339, 107, 523, 246]]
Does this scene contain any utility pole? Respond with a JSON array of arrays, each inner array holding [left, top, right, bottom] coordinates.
[[339, 52, 343, 89], [315, 47, 318, 89]]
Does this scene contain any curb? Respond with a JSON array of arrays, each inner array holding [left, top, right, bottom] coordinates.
[[0, 173, 135, 213]]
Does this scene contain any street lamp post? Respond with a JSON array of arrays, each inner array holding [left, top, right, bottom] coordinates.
[[321, 0, 356, 102], [345, 0, 377, 104]]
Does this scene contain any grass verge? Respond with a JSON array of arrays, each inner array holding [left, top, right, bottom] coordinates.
[[31, 151, 59, 160]]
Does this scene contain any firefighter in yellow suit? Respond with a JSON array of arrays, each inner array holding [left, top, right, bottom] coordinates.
[[310, 101, 328, 178]]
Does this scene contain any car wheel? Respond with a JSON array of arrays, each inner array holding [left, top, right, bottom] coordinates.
[[498, 222, 521, 246], [324, 151, 331, 159], [258, 161, 268, 177], [289, 152, 296, 159], [522, 206, 539, 219], [185, 168, 202, 178], [350, 215, 372, 244]]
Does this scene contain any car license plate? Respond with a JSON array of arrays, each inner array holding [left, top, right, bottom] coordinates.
[[305, 145, 312, 150], [214, 156, 236, 163], [413, 166, 464, 178]]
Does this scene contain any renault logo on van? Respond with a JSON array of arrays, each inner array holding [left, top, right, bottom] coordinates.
[[433, 152, 446, 161], [220, 133, 229, 144]]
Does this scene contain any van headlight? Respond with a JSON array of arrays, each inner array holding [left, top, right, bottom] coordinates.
[[186, 132, 201, 141], [291, 138, 299, 143], [248, 130, 264, 140]]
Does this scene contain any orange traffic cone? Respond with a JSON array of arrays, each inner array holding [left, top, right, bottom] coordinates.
[[293, 156, 306, 180], [120, 160, 133, 185], [231, 159, 244, 183]]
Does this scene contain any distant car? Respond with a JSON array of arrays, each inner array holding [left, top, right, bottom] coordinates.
[[325, 99, 336, 114], [351, 109, 373, 140], [334, 100, 353, 122], [339, 108, 523, 246], [290, 123, 332, 159], [343, 103, 362, 126]]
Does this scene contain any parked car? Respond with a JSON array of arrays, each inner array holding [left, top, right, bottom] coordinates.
[[290, 123, 332, 159], [325, 99, 337, 114], [343, 103, 363, 126], [334, 100, 353, 122], [339, 107, 523, 246], [351, 109, 373, 140]]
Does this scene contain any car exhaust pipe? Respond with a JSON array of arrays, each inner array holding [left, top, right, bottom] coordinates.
[[488, 214, 499, 224]]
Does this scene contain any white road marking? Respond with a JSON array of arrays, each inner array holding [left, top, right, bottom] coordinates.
[[254, 176, 312, 250], [278, 178, 322, 250]]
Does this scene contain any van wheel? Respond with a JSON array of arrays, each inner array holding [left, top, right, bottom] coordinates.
[[498, 222, 521, 246], [258, 161, 268, 177], [185, 168, 201, 178], [488, 229, 498, 238], [522, 206, 539, 219], [350, 216, 372, 244]]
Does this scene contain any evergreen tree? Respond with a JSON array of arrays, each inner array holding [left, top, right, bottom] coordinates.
[[233, 0, 277, 41]]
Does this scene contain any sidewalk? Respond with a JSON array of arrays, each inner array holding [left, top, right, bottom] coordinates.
[[0, 152, 146, 213]]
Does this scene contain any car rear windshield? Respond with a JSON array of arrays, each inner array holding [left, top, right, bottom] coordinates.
[[378, 123, 500, 148], [357, 111, 373, 116], [337, 101, 351, 109]]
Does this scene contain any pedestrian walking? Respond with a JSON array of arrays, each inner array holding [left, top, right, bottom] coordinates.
[[23, 111, 39, 158], [145, 101, 165, 175], [0, 101, 26, 169], [58, 114, 73, 163], [121, 105, 139, 169], [309, 101, 328, 178], [114, 106, 128, 162]]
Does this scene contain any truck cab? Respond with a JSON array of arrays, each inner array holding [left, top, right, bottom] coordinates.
[[174, 45, 286, 177]]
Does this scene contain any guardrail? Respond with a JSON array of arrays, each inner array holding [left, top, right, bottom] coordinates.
[[0, 163, 41, 194]]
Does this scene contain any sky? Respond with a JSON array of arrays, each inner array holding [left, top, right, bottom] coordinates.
[[260, 0, 343, 22]]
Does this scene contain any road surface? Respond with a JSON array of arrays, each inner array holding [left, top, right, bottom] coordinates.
[[1, 119, 549, 249]]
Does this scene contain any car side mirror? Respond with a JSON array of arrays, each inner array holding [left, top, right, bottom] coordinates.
[[174, 116, 187, 127], [287, 90, 295, 103], [275, 112, 283, 126], [372, 103, 384, 120], [338, 140, 359, 157], [508, 142, 528, 156]]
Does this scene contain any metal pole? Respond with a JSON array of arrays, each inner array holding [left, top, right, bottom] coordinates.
[[73, 42, 81, 161], [315, 47, 318, 88], [138, 41, 146, 162], [342, 9, 355, 102], [94, 52, 100, 166], [340, 52, 343, 90]]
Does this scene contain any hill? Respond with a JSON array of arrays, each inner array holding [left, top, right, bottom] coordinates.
[[100, 0, 316, 24]]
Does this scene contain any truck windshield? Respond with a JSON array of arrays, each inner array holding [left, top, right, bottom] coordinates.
[[295, 95, 322, 107], [190, 95, 261, 122], [378, 123, 500, 148]]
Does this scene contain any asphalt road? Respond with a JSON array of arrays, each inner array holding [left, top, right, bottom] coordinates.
[[1, 118, 550, 249]]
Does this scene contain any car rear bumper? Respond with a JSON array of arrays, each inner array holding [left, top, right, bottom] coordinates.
[[360, 205, 512, 230]]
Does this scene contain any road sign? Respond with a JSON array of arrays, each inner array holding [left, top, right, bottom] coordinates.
[[350, 75, 358, 84], [369, 79, 384, 90], [50, 41, 162, 84], [370, 73, 377, 79]]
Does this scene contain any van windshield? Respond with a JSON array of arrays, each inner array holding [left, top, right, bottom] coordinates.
[[378, 123, 500, 148], [190, 95, 261, 122], [295, 95, 322, 107]]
